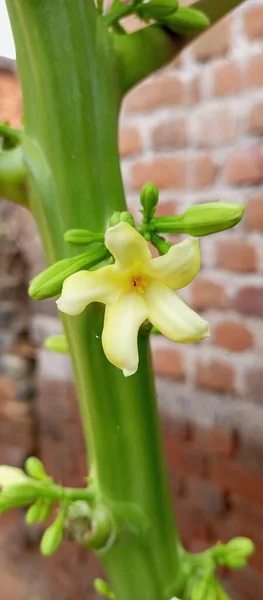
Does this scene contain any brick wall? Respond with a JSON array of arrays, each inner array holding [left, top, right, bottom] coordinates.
[[1, 2, 263, 598]]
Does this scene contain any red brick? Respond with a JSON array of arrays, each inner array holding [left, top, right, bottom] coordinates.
[[233, 286, 263, 316], [245, 54, 263, 88], [124, 75, 183, 113], [245, 367, 263, 405], [196, 360, 235, 393], [184, 75, 201, 106], [119, 126, 141, 157], [245, 196, 263, 231], [152, 346, 185, 380], [212, 61, 243, 97], [231, 495, 263, 540], [216, 240, 257, 272], [155, 200, 177, 217], [192, 109, 237, 147], [210, 458, 263, 504], [229, 568, 263, 600], [192, 18, 231, 62], [152, 118, 187, 150], [213, 321, 253, 352], [0, 72, 22, 127], [211, 425, 238, 457], [163, 436, 207, 478], [130, 155, 215, 190], [191, 278, 229, 310], [245, 6, 263, 40], [185, 477, 225, 515], [224, 147, 263, 186], [247, 101, 263, 135]]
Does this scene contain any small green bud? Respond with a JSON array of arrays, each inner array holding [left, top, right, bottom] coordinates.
[[109, 211, 135, 228], [40, 514, 64, 556], [25, 457, 49, 481], [64, 229, 104, 245], [26, 501, 43, 525], [26, 500, 53, 524], [44, 335, 69, 354], [140, 182, 159, 220], [160, 6, 210, 34], [215, 537, 255, 569], [94, 579, 115, 599], [120, 211, 135, 227], [152, 202, 244, 236], [2, 482, 40, 505], [139, 0, 178, 20], [29, 246, 108, 300]]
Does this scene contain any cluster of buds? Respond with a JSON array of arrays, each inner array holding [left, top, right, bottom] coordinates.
[[182, 537, 255, 600], [0, 460, 114, 557], [105, 0, 210, 36]]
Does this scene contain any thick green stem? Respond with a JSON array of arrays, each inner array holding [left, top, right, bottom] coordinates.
[[7, 1, 180, 598]]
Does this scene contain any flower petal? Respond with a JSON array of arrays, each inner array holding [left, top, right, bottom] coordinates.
[[0, 466, 28, 490], [105, 222, 151, 269], [56, 265, 122, 316], [145, 283, 209, 343], [149, 237, 200, 290], [102, 292, 148, 376]]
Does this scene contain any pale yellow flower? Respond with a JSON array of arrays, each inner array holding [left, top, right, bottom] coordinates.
[[57, 222, 209, 376], [0, 466, 28, 490]]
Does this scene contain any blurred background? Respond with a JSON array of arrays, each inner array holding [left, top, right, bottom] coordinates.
[[1, 1, 263, 599]]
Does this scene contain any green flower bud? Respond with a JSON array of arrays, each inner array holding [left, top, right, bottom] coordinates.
[[94, 578, 115, 599], [44, 335, 69, 354], [25, 457, 49, 481], [160, 6, 210, 34], [140, 182, 159, 220], [26, 501, 44, 525], [152, 202, 244, 236], [26, 500, 53, 524], [29, 245, 108, 300], [140, 0, 178, 20], [110, 211, 135, 228], [40, 514, 64, 556], [215, 537, 255, 569], [64, 229, 104, 245], [151, 233, 173, 256]]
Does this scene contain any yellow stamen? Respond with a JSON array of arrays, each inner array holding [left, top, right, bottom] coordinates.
[[130, 275, 148, 294]]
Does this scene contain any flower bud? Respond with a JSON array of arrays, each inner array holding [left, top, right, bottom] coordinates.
[[29, 245, 108, 300], [110, 211, 135, 228], [140, 182, 159, 220], [44, 335, 69, 354], [140, 0, 178, 20], [26, 501, 44, 525], [160, 6, 210, 34], [64, 229, 104, 245], [152, 202, 244, 236], [94, 578, 115, 599], [215, 537, 254, 569], [25, 457, 49, 481], [40, 514, 64, 556]]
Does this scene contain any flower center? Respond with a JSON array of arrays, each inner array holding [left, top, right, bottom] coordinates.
[[129, 275, 148, 294]]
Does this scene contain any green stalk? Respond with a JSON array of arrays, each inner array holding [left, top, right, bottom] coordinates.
[[6, 1, 180, 598]]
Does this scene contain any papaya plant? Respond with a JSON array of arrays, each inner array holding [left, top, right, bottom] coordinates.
[[0, 1, 254, 599]]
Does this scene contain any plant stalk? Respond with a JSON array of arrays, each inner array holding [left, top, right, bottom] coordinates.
[[7, 1, 181, 598]]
